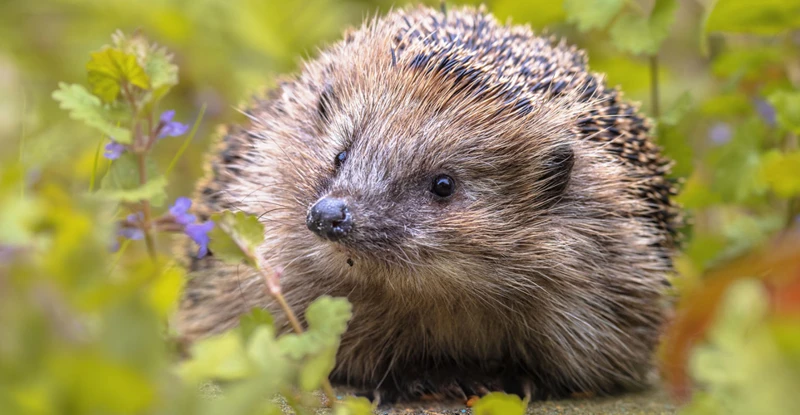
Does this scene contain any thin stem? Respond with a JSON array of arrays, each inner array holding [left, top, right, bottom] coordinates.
[[166, 104, 206, 178], [650, 54, 660, 119], [137, 153, 157, 259], [257, 265, 337, 406], [270, 289, 305, 334], [89, 136, 104, 192]]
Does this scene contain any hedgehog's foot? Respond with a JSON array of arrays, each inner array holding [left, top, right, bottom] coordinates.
[[353, 374, 535, 406]]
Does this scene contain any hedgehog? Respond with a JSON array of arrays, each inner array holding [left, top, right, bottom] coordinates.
[[175, 4, 682, 404]]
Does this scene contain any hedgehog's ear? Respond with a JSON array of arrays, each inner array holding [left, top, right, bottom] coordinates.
[[538, 143, 574, 207]]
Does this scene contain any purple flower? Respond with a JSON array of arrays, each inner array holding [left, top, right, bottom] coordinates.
[[120, 213, 145, 240], [104, 141, 126, 160], [158, 110, 190, 139], [185, 220, 214, 258], [709, 122, 732, 145], [754, 99, 776, 126], [169, 197, 196, 225]]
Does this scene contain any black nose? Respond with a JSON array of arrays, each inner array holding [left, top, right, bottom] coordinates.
[[306, 197, 353, 241]]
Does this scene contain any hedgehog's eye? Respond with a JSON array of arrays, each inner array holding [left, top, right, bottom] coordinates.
[[334, 150, 348, 169], [431, 174, 455, 198]]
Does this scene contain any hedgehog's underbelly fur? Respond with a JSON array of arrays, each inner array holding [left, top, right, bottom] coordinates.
[[176, 4, 680, 404]]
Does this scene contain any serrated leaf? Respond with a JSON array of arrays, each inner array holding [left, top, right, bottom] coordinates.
[[208, 211, 265, 268], [609, 0, 677, 55], [99, 154, 166, 206], [705, 0, 800, 35], [144, 46, 178, 92], [99, 176, 167, 207], [299, 347, 337, 391], [52, 83, 132, 143], [87, 48, 151, 103], [245, 326, 287, 376], [239, 308, 275, 343], [768, 90, 800, 134], [110, 31, 178, 104], [564, 0, 625, 32], [760, 150, 800, 198], [177, 331, 252, 383], [472, 392, 526, 415], [277, 296, 351, 364], [305, 296, 352, 339]]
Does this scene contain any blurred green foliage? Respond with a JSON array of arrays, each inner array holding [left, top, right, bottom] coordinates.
[[1, 0, 800, 414]]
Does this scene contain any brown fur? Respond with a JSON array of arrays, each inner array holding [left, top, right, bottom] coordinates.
[[176, 5, 681, 403]]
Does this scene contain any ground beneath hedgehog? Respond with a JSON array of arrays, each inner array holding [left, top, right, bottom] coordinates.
[[176, 4, 681, 405]]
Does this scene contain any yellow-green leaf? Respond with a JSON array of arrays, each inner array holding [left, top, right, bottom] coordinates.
[[208, 211, 265, 268], [334, 396, 374, 415], [146, 264, 185, 318], [705, 0, 800, 35], [760, 150, 800, 198], [472, 392, 526, 415], [86, 48, 151, 103]]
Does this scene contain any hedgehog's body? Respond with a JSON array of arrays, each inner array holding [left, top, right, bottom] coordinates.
[[177, 5, 680, 403]]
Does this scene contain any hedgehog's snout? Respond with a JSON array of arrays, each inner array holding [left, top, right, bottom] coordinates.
[[306, 196, 353, 241]]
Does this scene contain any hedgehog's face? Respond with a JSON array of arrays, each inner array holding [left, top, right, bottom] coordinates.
[[296, 78, 579, 281]]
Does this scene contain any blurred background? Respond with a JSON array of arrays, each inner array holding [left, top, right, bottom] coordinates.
[[1, 0, 799, 414]]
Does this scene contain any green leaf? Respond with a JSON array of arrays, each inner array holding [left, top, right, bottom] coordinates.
[[87, 48, 151, 103], [564, 0, 625, 32], [52, 83, 132, 143], [99, 176, 167, 207], [99, 154, 167, 206], [239, 308, 275, 343], [705, 0, 800, 35], [334, 396, 374, 415], [305, 296, 352, 339], [299, 347, 337, 391], [768, 90, 800, 134], [143, 46, 179, 99], [208, 211, 265, 268], [278, 296, 352, 359], [178, 331, 253, 383], [245, 326, 288, 377], [277, 296, 352, 391], [760, 150, 800, 198], [609, 0, 677, 55], [472, 392, 526, 415]]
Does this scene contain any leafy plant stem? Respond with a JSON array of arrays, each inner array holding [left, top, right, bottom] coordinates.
[[650, 54, 660, 119], [257, 264, 337, 406]]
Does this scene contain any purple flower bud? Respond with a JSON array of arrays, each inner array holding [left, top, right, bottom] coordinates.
[[186, 220, 214, 258], [754, 99, 776, 126], [119, 212, 145, 240], [709, 122, 732, 145], [119, 227, 145, 240], [104, 141, 126, 160], [169, 197, 196, 225], [158, 110, 190, 139]]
